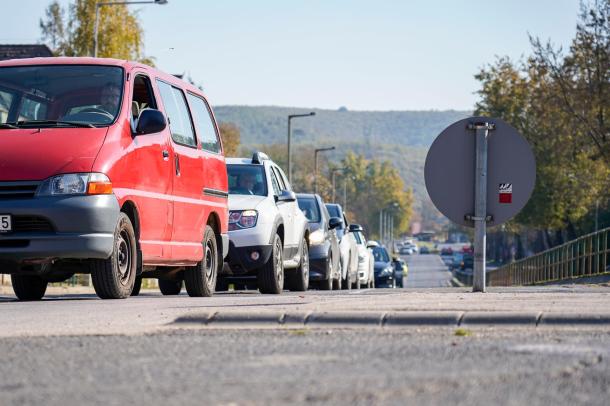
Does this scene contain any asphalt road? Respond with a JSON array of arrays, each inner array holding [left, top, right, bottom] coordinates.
[[404, 254, 453, 288], [0, 326, 608, 405]]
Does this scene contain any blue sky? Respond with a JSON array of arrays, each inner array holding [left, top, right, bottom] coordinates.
[[3, 0, 580, 110]]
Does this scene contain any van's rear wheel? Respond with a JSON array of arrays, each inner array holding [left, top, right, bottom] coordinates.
[[258, 234, 284, 294], [11, 275, 47, 301], [184, 225, 219, 297], [131, 275, 142, 296], [159, 279, 182, 295], [91, 213, 137, 299]]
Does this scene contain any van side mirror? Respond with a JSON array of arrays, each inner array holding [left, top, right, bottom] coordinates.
[[328, 217, 343, 230], [135, 109, 166, 135], [276, 190, 296, 202], [349, 223, 363, 233]]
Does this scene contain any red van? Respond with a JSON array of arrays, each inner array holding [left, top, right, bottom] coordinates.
[[0, 58, 228, 300]]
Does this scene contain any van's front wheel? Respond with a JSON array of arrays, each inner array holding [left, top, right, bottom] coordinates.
[[184, 225, 219, 297], [11, 275, 48, 301], [90, 213, 137, 299]]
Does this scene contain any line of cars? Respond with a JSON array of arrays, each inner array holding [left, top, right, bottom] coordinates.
[[219, 152, 375, 294], [0, 57, 378, 300]]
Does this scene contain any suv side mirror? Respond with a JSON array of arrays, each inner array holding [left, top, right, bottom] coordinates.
[[328, 217, 343, 230], [135, 109, 166, 135], [276, 190, 296, 202], [348, 223, 363, 233]]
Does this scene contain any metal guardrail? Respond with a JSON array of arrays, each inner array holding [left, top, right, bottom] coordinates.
[[489, 227, 610, 286]]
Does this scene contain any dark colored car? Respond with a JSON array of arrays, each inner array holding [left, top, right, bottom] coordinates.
[[296, 194, 342, 290], [373, 245, 394, 288], [392, 257, 407, 288], [460, 253, 474, 270], [420, 246, 430, 254]]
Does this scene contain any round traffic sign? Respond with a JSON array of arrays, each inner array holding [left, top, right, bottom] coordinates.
[[424, 116, 536, 227]]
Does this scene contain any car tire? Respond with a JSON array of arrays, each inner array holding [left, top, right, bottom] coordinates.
[[131, 275, 142, 296], [285, 238, 309, 291], [90, 213, 137, 299], [184, 225, 220, 297], [215, 277, 228, 292], [258, 234, 284, 294], [341, 258, 351, 290], [319, 252, 334, 291], [11, 274, 47, 301], [159, 279, 182, 295]]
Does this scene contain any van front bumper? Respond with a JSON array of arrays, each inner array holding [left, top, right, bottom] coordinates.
[[0, 194, 119, 267]]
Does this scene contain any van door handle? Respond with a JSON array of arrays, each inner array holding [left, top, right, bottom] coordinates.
[[175, 154, 180, 176], [162, 150, 169, 160]]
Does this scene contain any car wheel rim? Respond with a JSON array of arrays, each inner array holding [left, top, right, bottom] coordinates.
[[205, 240, 215, 280], [275, 238, 283, 286], [116, 229, 132, 285]]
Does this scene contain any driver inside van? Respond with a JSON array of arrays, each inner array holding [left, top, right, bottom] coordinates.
[[236, 173, 257, 195], [99, 82, 121, 114]]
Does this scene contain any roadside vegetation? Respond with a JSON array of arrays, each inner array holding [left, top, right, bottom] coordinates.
[[475, 0, 609, 262]]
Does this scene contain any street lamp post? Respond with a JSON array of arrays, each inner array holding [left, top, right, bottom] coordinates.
[[314, 146, 335, 194], [93, 0, 168, 58], [287, 112, 315, 184]]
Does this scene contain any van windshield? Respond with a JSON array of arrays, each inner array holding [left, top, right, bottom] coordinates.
[[0, 65, 124, 128]]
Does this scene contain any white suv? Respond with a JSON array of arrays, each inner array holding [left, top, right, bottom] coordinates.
[[219, 152, 310, 294]]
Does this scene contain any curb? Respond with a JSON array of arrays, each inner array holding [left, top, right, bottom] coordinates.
[[173, 311, 610, 328]]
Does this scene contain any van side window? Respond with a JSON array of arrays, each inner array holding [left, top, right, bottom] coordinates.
[[271, 167, 286, 191], [156, 80, 197, 147], [132, 75, 157, 127], [186, 93, 221, 153]]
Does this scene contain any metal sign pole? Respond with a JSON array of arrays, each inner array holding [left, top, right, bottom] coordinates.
[[471, 122, 494, 292]]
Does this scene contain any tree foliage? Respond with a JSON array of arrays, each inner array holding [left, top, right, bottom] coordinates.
[[475, 0, 610, 253], [218, 122, 241, 157], [40, 0, 153, 64]]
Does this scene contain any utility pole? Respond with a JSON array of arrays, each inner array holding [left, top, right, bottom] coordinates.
[[287, 112, 315, 184], [331, 168, 343, 201]]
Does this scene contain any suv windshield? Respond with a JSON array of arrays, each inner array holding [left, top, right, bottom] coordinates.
[[0, 65, 124, 127], [297, 197, 321, 223], [227, 164, 267, 196]]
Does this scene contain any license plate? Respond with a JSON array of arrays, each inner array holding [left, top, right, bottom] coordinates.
[[0, 215, 11, 233]]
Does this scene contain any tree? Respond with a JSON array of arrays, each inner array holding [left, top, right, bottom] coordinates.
[[475, 0, 610, 257], [40, 0, 153, 63], [218, 122, 241, 157]]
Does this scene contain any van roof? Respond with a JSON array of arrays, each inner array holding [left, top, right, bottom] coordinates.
[[0, 57, 208, 99]]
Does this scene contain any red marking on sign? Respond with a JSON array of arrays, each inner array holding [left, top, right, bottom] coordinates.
[[499, 193, 512, 204]]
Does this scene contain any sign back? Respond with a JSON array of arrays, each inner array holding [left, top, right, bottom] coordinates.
[[424, 117, 536, 228]]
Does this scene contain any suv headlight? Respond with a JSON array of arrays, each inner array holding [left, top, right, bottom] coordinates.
[[309, 229, 325, 245], [229, 210, 258, 230], [37, 173, 112, 196], [380, 266, 393, 277]]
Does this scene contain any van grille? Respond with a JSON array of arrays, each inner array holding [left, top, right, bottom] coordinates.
[[12, 216, 54, 233], [0, 182, 40, 199]]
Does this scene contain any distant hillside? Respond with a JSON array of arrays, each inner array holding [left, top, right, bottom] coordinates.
[[213, 105, 471, 229], [214, 106, 470, 147]]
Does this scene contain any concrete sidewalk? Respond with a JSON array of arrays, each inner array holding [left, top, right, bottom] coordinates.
[[1, 285, 609, 336]]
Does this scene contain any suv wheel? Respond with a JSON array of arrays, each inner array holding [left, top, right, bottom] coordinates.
[[258, 234, 284, 294], [184, 225, 219, 297], [159, 279, 182, 295], [285, 238, 309, 291], [90, 213, 137, 299], [11, 275, 47, 301], [341, 259, 351, 290]]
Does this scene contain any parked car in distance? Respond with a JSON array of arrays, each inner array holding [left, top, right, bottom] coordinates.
[[350, 224, 374, 288], [392, 257, 408, 288], [325, 203, 359, 289], [450, 252, 465, 270], [440, 247, 454, 256], [0, 57, 229, 300], [219, 152, 309, 294], [399, 246, 413, 255], [460, 253, 474, 271], [372, 244, 395, 288], [297, 194, 342, 290], [419, 246, 430, 254]]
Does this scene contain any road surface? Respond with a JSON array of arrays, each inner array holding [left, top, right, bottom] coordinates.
[[404, 254, 453, 287], [1, 284, 609, 405]]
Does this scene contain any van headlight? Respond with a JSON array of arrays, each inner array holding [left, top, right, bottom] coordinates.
[[37, 173, 112, 196], [380, 266, 393, 277], [308, 229, 325, 245]]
